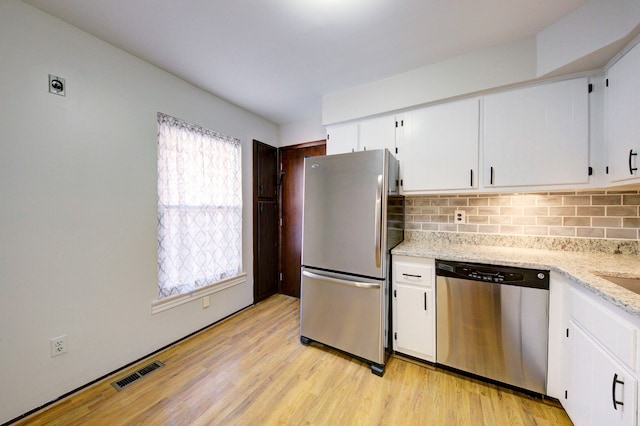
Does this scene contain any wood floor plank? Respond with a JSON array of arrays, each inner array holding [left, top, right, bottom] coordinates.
[[15, 294, 572, 425]]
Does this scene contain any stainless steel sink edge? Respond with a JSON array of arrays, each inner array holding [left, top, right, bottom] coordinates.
[[593, 273, 640, 295]]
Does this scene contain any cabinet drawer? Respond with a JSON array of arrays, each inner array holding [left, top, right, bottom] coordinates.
[[394, 261, 433, 287], [570, 287, 637, 371]]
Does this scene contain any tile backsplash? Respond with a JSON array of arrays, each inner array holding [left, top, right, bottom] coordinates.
[[405, 189, 640, 241]]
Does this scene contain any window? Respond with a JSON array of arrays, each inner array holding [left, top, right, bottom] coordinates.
[[156, 112, 242, 300]]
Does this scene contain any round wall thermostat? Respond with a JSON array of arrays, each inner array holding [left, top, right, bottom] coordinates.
[[49, 74, 66, 96]]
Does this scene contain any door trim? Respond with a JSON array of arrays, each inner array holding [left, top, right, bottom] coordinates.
[[278, 140, 326, 297]]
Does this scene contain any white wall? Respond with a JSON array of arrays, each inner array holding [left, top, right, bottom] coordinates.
[[537, 0, 640, 76], [0, 1, 278, 423], [322, 0, 640, 126], [278, 115, 326, 147], [322, 37, 538, 125]]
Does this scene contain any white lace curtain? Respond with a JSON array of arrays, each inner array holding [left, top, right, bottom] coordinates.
[[157, 112, 242, 299]]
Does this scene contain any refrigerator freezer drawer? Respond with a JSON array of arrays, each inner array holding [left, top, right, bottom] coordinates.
[[300, 269, 385, 365]]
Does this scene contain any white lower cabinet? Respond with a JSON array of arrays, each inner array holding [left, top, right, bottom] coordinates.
[[389, 256, 640, 425], [392, 256, 435, 362], [562, 285, 639, 425], [565, 322, 637, 425]]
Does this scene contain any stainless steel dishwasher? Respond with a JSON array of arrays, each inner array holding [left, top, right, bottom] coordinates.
[[435, 260, 550, 395]]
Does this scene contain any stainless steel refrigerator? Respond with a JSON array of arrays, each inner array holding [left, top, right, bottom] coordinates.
[[299, 149, 404, 376]]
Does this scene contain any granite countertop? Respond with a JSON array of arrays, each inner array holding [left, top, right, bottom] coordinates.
[[392, 238, 640, 319]]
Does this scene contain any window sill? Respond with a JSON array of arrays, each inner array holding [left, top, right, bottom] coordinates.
[[151, 273, 247, 314]]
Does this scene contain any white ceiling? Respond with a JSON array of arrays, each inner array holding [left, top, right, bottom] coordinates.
[[24, 0, 588, 125]]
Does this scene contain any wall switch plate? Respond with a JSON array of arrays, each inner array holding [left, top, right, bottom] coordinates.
[[454, 210, 465, 224], [50, 335, 67, 357], [202, 295, 210, 309]]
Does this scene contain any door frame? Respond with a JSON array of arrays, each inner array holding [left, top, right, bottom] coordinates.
[[278, 140, 326, 296]]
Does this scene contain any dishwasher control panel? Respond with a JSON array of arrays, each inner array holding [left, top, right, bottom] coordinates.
[[464, 268, 522, 283], [435, 260, 549, 290]]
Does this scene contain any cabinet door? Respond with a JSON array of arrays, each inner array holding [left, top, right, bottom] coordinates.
[[606, 43, 640, 183], [255, 141, 277, 199], [400, 98, 479, 192], [255, 201, 279, 302], [394, 283, 435, 362], [484, 78, 589, 188], [564, 322, 638, 426], [359, 115, 397, 153], [326, 122, 358, 155]]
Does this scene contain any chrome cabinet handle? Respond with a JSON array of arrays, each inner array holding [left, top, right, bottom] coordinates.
[[629, 149, 638, 175], [612, 373, 624, 410]]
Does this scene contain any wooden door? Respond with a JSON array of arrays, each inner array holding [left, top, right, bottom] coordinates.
[[279, 141, 326, 297], [255, 141, 278, 198], [255, 201, 278, 302], [253, 140, 278, 303]]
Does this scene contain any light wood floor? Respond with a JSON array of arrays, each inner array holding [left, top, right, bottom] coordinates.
[[16, 294, 572, 425]]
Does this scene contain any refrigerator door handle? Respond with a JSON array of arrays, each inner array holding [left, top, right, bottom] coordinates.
[[375, 174, 383, 268], [302, 270, 381, 289]]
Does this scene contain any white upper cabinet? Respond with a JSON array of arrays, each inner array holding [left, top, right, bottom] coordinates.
[[484, 77, 590, 188], [359, 115, 397, 153], [326, 122, 358, 155], [606, 42, 640, 184], [328, 76, 597, 192], [399, 98, 480, 193], [326, 115, 397, 156]]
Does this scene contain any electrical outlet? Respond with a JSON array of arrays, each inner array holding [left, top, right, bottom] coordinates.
[[50, 335, 67, 357], [454, 210, 465, 224], [202, 295, 210, 309]]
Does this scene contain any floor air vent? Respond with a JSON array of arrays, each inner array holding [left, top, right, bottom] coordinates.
[[111, 360, 165, 391]]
